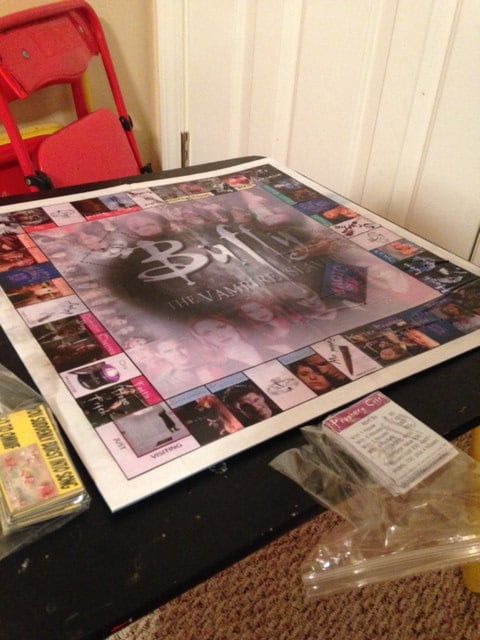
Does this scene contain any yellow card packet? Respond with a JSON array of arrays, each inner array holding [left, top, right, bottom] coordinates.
[[0, 404, 83, 521]]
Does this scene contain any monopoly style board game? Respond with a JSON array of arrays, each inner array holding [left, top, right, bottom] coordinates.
[[0, 159, 478, 510]]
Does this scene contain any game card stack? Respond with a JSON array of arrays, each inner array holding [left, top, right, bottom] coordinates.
[[322, 391, 458, 496], [0, 403, 87, 532]]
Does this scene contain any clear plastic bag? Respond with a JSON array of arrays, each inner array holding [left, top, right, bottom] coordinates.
[[270, 397, 480, 599], [0, 362, 90, 560]]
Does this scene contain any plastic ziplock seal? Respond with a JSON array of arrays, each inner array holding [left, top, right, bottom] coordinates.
[[0, 362, 90, 560], [270, 393, 480, 598]]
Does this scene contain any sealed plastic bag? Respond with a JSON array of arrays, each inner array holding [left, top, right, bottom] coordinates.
[[0, 362, 89, 559], [271, 392, 480, 598]]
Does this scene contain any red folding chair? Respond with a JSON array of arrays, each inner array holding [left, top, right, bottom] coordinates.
[[0, 0, 150, 196]]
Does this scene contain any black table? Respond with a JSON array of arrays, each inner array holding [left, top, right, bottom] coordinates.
[[0, 159, 479, 640]]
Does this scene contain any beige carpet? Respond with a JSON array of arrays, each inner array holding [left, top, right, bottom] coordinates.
[[111, 433, 480, 640]]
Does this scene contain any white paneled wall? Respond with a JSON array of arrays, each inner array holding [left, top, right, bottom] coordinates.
[[246, 0, 304, 161], [288, 0, 390, 195], [402, 0, 480, 261], [155, 0, 480, 261]]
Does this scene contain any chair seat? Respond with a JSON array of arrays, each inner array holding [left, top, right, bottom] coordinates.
[[36, 108, 140, 187]]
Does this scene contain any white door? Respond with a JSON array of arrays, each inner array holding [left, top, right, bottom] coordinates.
[[155, 0, 480, 261]]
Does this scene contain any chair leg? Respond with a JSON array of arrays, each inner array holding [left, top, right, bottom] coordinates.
[[462, 426, 480, 592], [0, 96, 37, 189]]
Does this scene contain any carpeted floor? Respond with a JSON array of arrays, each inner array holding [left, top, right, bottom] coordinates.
[[110, 433, 480, 640]]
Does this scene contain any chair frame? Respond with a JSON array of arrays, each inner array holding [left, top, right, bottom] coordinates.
[[0, 0, 147, 193]]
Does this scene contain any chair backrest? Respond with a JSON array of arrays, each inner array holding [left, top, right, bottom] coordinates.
[[0, 3, 97, 102], [0, 0, 145, 194]]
